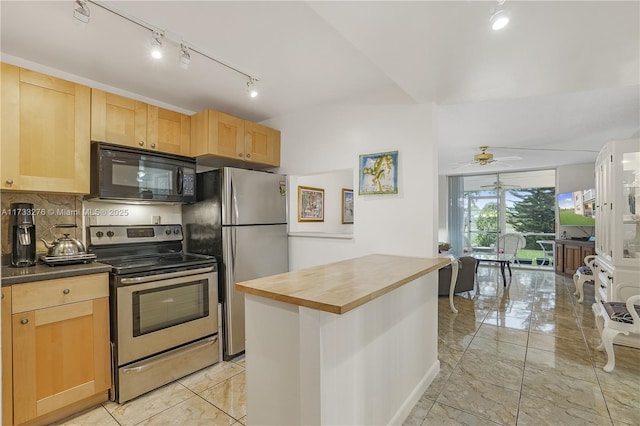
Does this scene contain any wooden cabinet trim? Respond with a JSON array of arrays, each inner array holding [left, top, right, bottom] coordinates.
[[35, 299, 93, 326], [2, 287, 14, 426], [37, 381, 96, 418], [20, 68, 76, 95], [12, 311, 37, 424]]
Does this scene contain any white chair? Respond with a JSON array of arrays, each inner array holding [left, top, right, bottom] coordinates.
[[573, 255, 597, 303], [498, 233, 526, 265], [596, 283, 640, 372]]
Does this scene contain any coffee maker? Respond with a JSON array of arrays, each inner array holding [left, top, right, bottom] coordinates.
[[10, 203, 36, 267]]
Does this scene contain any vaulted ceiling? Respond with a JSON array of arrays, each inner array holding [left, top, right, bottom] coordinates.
[[1, 1, 638, 176]]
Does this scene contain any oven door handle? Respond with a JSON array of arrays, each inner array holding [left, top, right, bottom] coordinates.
[[119, 266, 215, 284]]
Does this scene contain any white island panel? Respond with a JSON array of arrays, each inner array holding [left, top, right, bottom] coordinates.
[[245, 271, 439, 426]]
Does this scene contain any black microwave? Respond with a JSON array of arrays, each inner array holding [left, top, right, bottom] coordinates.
[[87, 143, 196, 203]]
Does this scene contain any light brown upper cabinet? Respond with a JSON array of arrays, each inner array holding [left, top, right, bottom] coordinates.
[[245, 121, 281, 167], [91, 89, 191, 155], [147, 105, 191, 156], [191, 109, 280, 167], [1, 63, 91, 193], [91, 89, 148, 149]]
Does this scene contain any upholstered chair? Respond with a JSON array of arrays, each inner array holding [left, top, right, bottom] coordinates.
[[439, 256, 476, 296]]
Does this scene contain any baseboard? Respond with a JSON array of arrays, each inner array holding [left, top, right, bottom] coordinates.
[[388, 360, 440, 426]]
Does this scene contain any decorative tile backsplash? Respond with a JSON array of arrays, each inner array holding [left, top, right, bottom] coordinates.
[[1, 192, 83, 254]]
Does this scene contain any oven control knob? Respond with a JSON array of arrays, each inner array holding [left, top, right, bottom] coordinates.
[[173, 228, 180, 235], [106, 231, 115, 238], [165, 229, 172, 235], [96, 231, 104, 238]]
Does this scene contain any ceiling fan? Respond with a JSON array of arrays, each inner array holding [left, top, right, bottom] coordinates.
[[452, 146, 522, 169], [480, 180, 520, 190]]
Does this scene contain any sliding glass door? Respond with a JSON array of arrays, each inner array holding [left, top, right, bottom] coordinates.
[[450, 170, 556, 268]]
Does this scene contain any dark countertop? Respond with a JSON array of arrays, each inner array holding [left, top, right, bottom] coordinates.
[[2, 261, 112, 286]]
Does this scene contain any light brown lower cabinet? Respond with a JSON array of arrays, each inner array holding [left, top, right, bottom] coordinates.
[[2, 287, 13, 426], [9, 274, 110, 426]]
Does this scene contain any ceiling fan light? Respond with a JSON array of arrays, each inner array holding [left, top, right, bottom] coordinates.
[[490, 5, 509, 31]]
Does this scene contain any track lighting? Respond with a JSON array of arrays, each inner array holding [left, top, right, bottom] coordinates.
[[72, 1, 260, 95], [179, 43, 191, 69], [490, 0, 509, 31], [150, 31, 164, 59], [246, 78, 259, 98], [73, 0, 90, 24]]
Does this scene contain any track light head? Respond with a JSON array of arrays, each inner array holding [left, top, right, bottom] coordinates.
[[246, 78, 258, 98], [179, 43, 191, 69], [490, 1, 509, 31], [150, 31, 164, 59], [73, 0, 90, 24]]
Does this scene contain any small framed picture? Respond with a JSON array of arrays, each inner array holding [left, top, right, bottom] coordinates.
[[298, 186, 324, 222], [359, 150, 398, 195], [342, 189, 354, 224]]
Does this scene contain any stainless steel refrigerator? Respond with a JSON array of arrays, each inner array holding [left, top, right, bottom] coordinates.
[[183, 168, 288, 360]]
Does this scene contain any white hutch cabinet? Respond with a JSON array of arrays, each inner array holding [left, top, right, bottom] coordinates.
[[593, 138, 640, 348]]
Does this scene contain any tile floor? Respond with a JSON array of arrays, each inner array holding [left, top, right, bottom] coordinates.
[[55, 266, 639, 426]]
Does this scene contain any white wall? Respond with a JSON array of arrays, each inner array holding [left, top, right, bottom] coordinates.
[[556, 162, 596, 238], [288, 169, 353, 236], [262, 104, 438, 271], [438, 175, 449, 243]]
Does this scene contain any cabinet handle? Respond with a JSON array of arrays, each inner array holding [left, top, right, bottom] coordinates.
[[20, 318, 28, 325], [63, 288, 70, 294], [246, 153, 251, 158], [238, 153, 243, 158], [5, 179, 13, 185], [1, 293, 4, 299], [139, 140, 145, 147], [151, 143, 156, 149]]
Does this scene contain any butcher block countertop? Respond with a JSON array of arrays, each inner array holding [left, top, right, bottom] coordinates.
[[235, 254, 450, 314]]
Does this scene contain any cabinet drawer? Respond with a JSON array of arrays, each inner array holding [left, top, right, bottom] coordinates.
[[12, 273, 108, 313]]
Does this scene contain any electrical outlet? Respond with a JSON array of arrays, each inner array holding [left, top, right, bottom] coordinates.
[[152, 216, 161, 224]]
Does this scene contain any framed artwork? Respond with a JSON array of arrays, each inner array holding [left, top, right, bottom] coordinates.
[[298, 186, 324, 222], [359, 150, 398, 195], [342, 189, 354, 224]]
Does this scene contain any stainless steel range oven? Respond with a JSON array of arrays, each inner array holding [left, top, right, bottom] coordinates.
[[88, 224, 219, 403]]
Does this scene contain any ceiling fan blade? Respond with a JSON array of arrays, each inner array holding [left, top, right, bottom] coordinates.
[[450, 160, 477, 169], [496, 147, 599, 153], [493, 156, 523, 162]]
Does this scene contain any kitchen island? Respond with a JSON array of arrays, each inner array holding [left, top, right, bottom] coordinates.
[[236, 254, 451, 426]]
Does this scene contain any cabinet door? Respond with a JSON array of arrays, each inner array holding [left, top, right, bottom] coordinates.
[[1, 64, 91, 193], [147, 105, 191, 155], [563, 244, 581, 275], [245, 122, 280, 166], [12, 297, 110, 425], [555, 242, 564, 274], [91, 89, 147, 149], [216, 112, 245, 159], [2, 287, 13, 426], [581, 245, 595, 260], [190, 110, 244, 159]]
